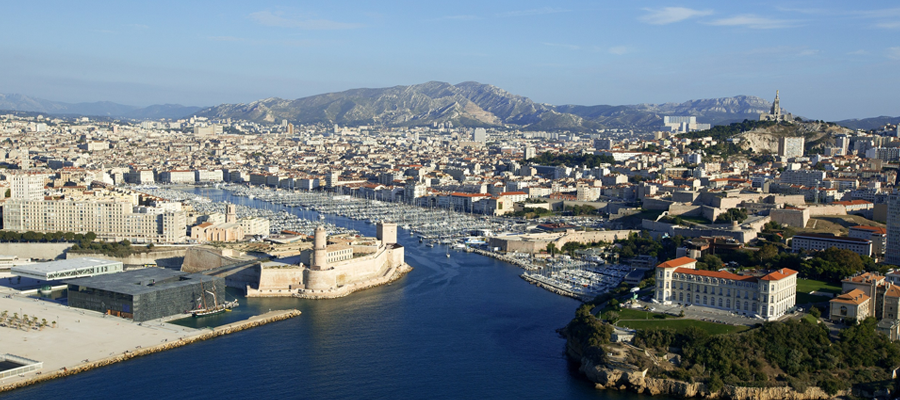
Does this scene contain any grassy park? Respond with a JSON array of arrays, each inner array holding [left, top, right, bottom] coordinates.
[[796, 278, 842, 304]]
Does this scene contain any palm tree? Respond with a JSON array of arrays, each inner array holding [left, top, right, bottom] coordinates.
[[51, 321, 57, 328], [41, 318, 47, 331]]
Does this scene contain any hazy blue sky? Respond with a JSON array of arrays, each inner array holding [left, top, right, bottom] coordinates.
[[1, 1, 898, 120]]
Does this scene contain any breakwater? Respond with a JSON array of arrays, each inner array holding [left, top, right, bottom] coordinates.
[[471, 248, 539, 271], [0, 309, 301, 394]]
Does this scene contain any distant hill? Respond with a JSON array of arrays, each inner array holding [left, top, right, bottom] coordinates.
[[0, 93, 200, 120], [196, 81, 774, 131], [833, 116, 900, 131]]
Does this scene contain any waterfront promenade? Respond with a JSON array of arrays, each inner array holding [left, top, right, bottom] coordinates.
[[0, 293, 193, 388], [0, 287, 301, 392]]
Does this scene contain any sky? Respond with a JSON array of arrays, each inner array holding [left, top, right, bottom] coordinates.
[[1, 0, 898, 120]]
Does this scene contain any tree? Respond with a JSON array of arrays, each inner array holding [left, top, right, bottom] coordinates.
[[85, 232, 97, 242], [756, 244, 779, 266], [715, 208, 749, 224], [810, 306, 821, 319], [708, 373, 724, 393], [546, 243, 557, 256], [64, 232, 75, 242], [605, 311, 620, 324], [697, 254, 724, 271]]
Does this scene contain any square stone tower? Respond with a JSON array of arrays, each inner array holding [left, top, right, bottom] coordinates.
[[377, 221, 398, 245]]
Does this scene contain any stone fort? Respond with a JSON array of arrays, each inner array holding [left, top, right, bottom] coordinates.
[[247, 221, 410, 298]]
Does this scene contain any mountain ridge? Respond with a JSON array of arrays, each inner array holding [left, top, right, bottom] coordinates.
[[195, 81, 774, 131], [0, 93, 200, 120], [3, 84, 896, 131]]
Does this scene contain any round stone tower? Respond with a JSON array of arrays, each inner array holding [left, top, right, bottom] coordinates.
[[312, 225, 328, 270]]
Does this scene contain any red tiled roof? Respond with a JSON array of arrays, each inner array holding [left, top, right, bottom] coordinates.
[[657, 257, 696, 269], [851, 226, 887, 234], [760, 268, 798, 281], [830, 289, 869, 305], [674, 267, 757, 282]]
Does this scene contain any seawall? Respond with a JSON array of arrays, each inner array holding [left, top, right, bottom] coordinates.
[[0, 309, 301, 394], [292, 263, 412, 299], [0, 243, 73, 260], [66, 247, 189, 268]]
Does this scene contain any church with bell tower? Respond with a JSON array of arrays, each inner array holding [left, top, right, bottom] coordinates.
[[759, 90, 795, 122]]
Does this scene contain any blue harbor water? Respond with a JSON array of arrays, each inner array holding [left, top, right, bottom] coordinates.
[[3, 189, 667, 400]]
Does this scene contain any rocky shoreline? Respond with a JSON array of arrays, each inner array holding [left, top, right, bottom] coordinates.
[[576, 356, 843, 400], [0, 309, 302, 394]]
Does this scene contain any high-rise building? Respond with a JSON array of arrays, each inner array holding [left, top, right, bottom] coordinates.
[[594, 138, 614, 150], [10, 173, 45, 201], [887, 194, 900, 265], [473, 128, 487, 143], [523, 145, 536, 161], [778, 137, 805, 158], [325, 171, 341, 188]]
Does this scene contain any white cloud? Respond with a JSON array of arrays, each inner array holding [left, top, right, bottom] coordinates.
[[608, 46, 631, 55], [639, 7, 713, 25], [876, 21, 900, 29], [847, 49, 869, 55], [887, 47, 900, 60], [798, 49, 819, 56], [249, 11, 363, 30], [707, 14, 799, 29]]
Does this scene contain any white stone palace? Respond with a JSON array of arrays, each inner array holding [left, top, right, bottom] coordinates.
[[654, 257, 798, 321]]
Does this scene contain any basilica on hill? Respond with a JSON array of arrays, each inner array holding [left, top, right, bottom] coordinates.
[[759, 90, 795, 123]]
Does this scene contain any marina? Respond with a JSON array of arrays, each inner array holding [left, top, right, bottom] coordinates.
[[144, 184, 636, 302]]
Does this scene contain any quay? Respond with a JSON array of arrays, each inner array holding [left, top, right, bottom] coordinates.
[[0, 295, 300, 394]]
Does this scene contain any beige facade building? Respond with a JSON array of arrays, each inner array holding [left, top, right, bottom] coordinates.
[[829, 289, 871, 324], [654, 256, 798, 320], [3, 198, 186, 243]]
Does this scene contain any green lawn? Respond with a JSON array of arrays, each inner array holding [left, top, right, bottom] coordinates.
[[797, 292, 832, 305], [796, 278, 841, 294], [603, 308, 675, 321], [802, 314, 819, 324], [617, 319, 750, 335]]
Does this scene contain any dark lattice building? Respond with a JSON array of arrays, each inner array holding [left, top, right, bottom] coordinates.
[[65, 268, 225, 322]]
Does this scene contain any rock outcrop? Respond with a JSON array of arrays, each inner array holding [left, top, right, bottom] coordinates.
[[576, 355, 844, 400]]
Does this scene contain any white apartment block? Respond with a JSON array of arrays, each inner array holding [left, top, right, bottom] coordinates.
[[779, 169, 826, 187], [240, 217, 271, 236], [10, 173, 46, 201], [127, 170, 155, 184], [778, 137, 805, 158], [791, 234, 873, 257], [195, 169, 224, 182], [654, 257, 798, 321], [3, 199, 187, 243], [158, 170, 195, 184]]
